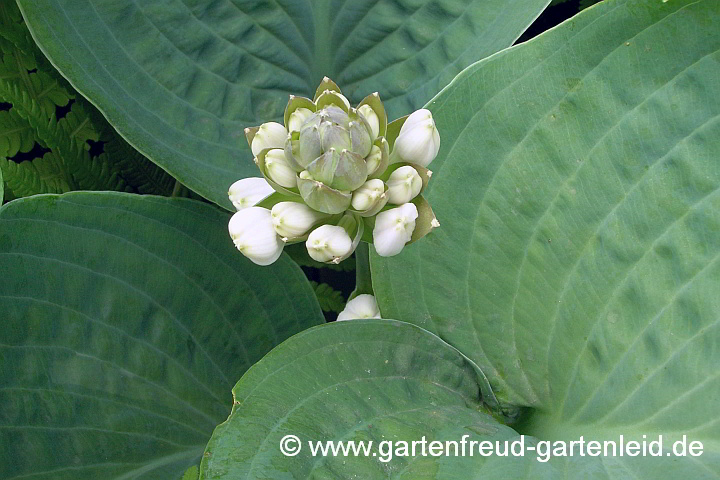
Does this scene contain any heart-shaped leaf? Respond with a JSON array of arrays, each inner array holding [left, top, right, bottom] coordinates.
[[0, 192, 324, 479], [372, 0, 720, 475], [16, 0, 549, 208]]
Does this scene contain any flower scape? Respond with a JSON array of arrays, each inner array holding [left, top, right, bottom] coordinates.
[[228, 78, 441, 266]]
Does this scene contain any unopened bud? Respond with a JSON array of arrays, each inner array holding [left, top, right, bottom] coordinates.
[[337, 294, 381, 321], [320, 121, 352, 152], [271, 202, 328, 238], [265, 149, 298, 188], [393, 109, 440, 167], [228, 207, 284, 265], [306, 224, 353, 263], [298, 124, 323, 167], [228, 177, 274, 211], [251, 122, 287, 156], [287, 107, 313, 133], [386, 166, 422, 204], [351, 179, 385, 211], [365, 144, 383, 176], [349, 120, 373, 158], [372, 203, 418, 257], [357, 104, 380, 141]]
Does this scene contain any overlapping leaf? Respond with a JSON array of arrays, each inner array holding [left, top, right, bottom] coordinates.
[[16, 0, 549, 208]]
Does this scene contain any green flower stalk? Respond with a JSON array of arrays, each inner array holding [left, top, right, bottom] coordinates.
[[228, 78, 440, 266]]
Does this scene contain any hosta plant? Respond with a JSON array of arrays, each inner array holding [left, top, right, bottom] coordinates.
[[1, 0, 719, 479]]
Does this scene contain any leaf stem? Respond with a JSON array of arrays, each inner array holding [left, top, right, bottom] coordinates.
[[351, 242, 373, 299], [171, 180, 188, 198]]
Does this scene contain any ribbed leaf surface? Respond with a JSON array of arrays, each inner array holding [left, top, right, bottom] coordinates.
[[0, 192, 324, 479], [372, 0, 720, 476], [16, 0, 549, 208]]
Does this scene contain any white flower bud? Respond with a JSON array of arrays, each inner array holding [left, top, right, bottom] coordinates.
[[386, 166, 422, 204], [288, 107, 313, 133], [228, 207, 284, 266], [251, 122, 287, 156], [394, 109, 440, 167], [306, 224, 353, 263], [265, 148, 298, 188], [271, 202, 328, 238], [357, 104, 380, 140], [373, 203, 418, 257], [351, 179, 385, 211], [365, 144, 383, 176], [228, 177, 275, 211], [337, 294, 381, 321]]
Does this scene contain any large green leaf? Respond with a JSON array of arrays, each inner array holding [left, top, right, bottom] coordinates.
[[15, 0, 549, 209], [372, 0, 720, 475], [200, 319, 547, 479], [0, 192, 324, 479]]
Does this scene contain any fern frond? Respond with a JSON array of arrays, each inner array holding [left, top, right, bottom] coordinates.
[[0, 83, 129, 193], [105, 136, 176, 195], [0, 51, 70, 117], [0, 108, 34, 157], [0, 2, 176, 199], [44, 102, 128, 192], [310, 281, 347, 313], [84, 103, 175, 196], [0, 2, 71, 116], [0, 3, 36, 55], [0, 2, 170, 199], [0, 57, 173, 197], [0, 48, 34, 83], [59, 101, 100, 145], [2, 152, 73, 196]]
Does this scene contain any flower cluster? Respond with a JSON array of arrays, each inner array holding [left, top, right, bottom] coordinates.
[[228, 78, 440, 266]]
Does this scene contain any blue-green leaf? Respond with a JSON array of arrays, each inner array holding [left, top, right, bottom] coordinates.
[[0, 192, 324, 479], [16, 0, 549, 208], [372, 0, 720, 476]]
